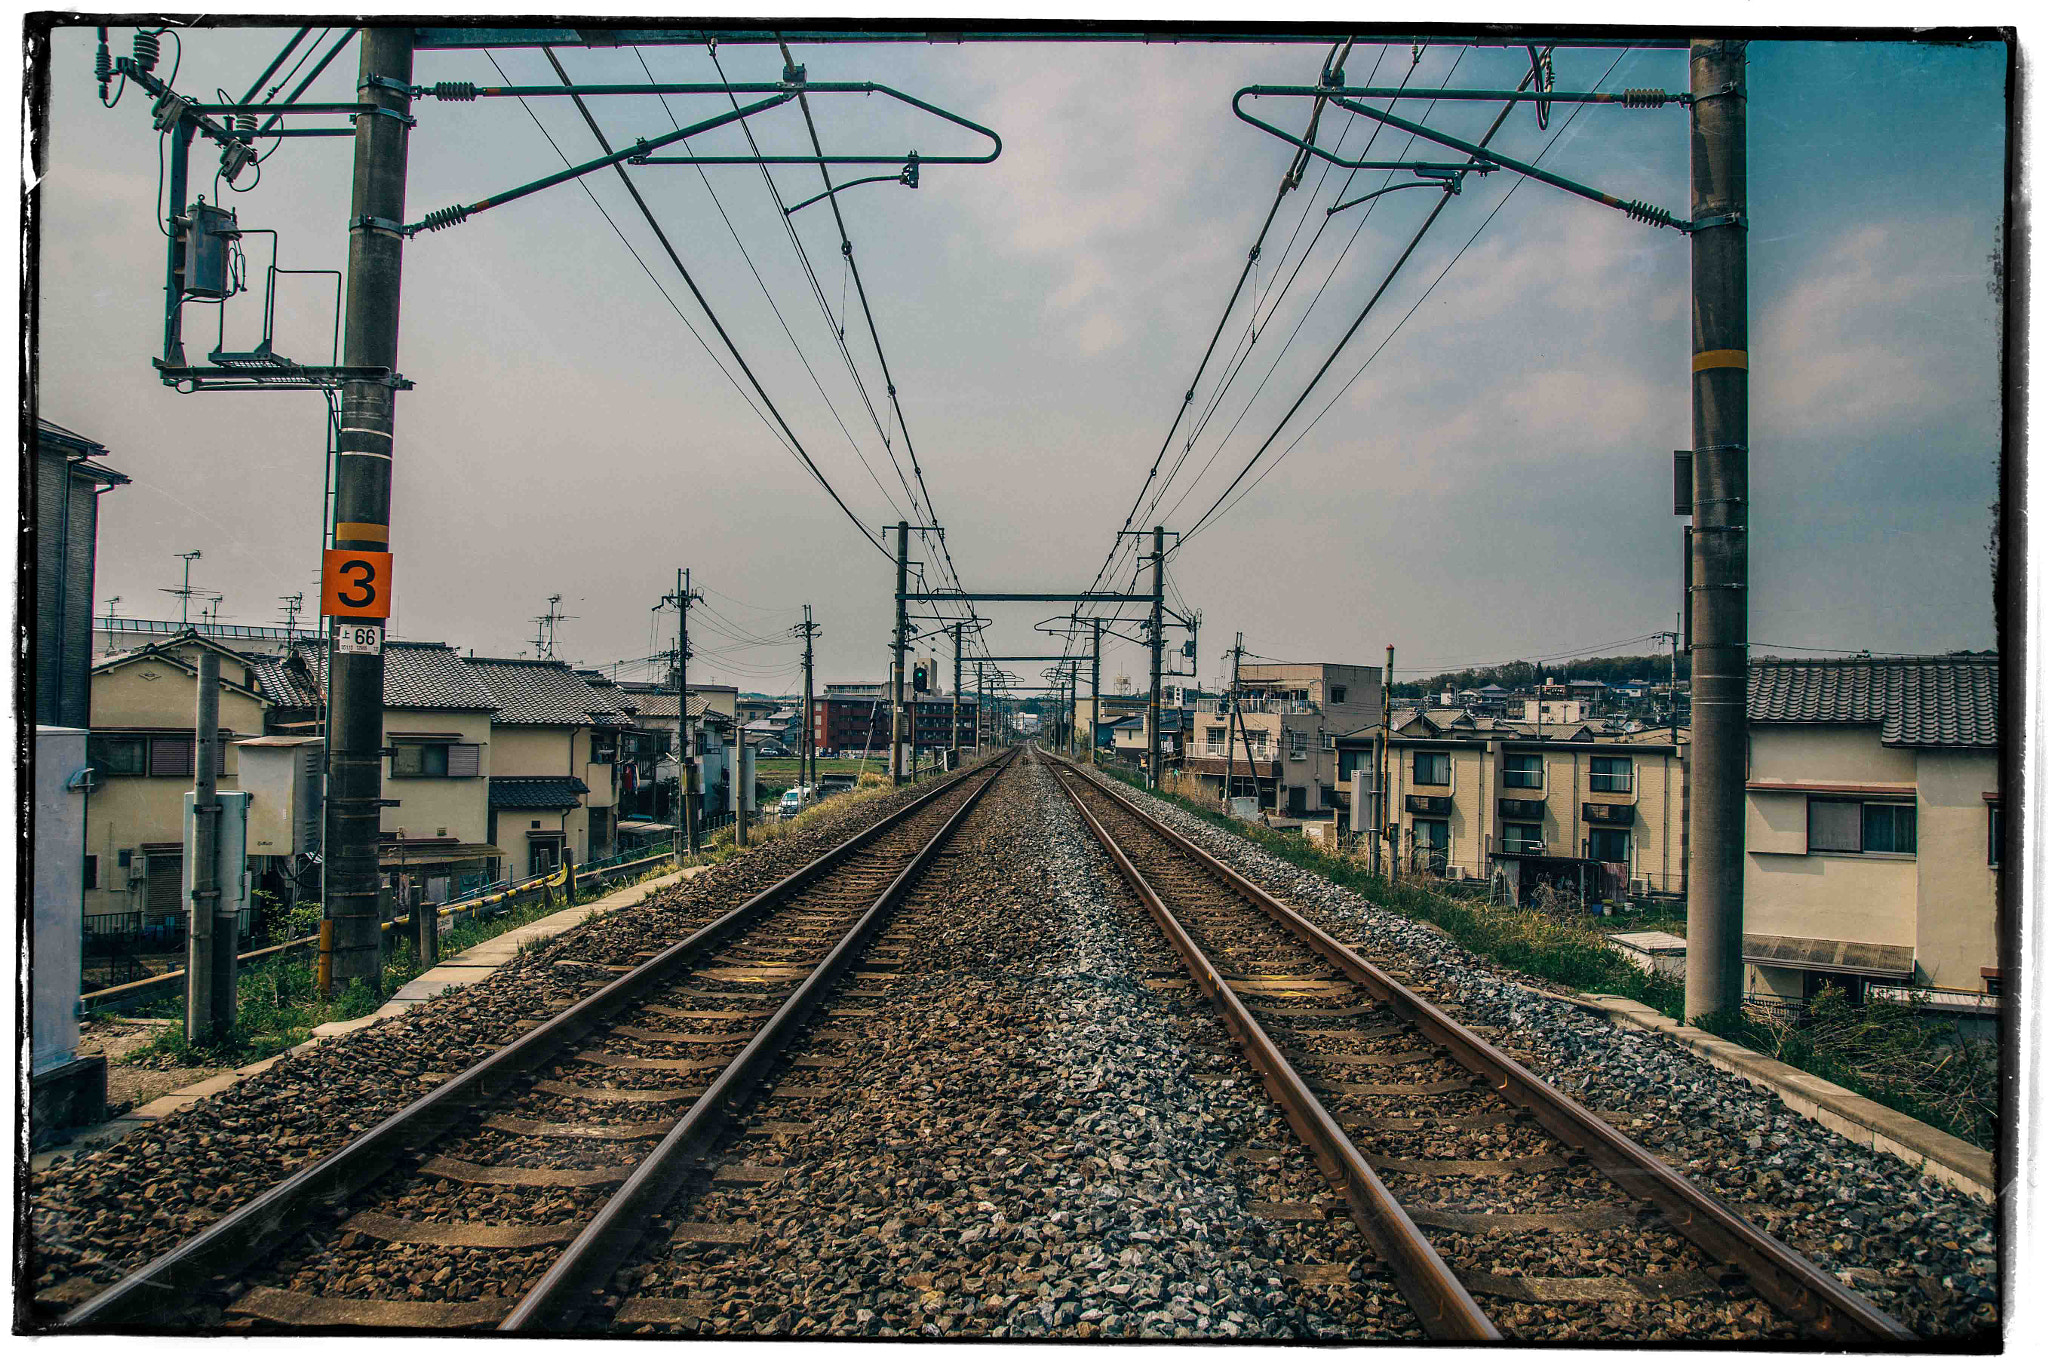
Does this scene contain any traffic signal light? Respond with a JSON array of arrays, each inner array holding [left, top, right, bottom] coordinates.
[[913, 662, 929, 693]]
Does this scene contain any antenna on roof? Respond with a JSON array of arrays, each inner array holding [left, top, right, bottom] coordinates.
[[279, 592, 304, 635], [159, 549, 207, 625], [530, 593, 578, 660]]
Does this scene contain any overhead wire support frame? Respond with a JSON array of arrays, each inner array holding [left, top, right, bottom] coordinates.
[[1234, 83, 1697, 232], [402, 80, 998, 235]]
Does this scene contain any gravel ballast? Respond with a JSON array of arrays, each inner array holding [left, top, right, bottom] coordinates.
[[1082, 767, 1998, 1340]]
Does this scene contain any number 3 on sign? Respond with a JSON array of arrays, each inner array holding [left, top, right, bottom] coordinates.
[[336, 622, 384, 655], [322, 548, 393, 620]]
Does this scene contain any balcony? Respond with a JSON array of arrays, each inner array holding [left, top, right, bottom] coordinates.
[[1197, 697, 1319, 716]]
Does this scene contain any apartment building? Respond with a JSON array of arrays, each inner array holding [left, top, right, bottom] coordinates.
[[814, 687, 977, 755], [1743, 655, 2000, 1011], [1340, 710, 1688, 900], [1182, 662, 1383, 819]]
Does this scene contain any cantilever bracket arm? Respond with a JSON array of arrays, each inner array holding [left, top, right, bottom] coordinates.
[[1234, 85, 1693, 232], [403, 91, 796, 234], [632, 83, 1001, 167], [785, 155, 918, 216]]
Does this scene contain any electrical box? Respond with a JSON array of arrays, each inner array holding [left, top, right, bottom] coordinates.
[[236, 737, 324, 858], [1673, 450, 1694, 516], [183, 789, 254, 938], [183, 200, 239, 300]]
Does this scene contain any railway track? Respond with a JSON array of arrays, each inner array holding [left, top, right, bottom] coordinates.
[[59, 750, 1017, 1334], [1043, 753, 1914, 1345]]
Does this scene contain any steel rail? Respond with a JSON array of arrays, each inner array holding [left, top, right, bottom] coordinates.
[[1054, 758, 1916, 1344], [504, 750, 1016, 1330], [1043, 757, 1500, 1341], [58, 754, 1005, 1329]]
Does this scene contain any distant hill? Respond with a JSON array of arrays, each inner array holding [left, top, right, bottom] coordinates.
[[1393, 653, 1689, 700]]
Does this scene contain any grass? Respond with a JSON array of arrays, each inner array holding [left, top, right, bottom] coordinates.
[[754, 756, 881, 799], [1108, 765, 2000, 1150]]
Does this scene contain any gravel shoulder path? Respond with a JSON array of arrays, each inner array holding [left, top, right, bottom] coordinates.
[[1083, 768, 1999, 1340]]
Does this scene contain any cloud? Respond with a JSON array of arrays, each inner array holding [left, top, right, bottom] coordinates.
[[1754, 216, 1993, 437]]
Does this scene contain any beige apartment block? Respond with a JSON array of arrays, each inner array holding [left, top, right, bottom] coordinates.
[[1342, 711, 1687, 898], [1185, 662, 1383, 818], [1743, 656, 2000, 1010]]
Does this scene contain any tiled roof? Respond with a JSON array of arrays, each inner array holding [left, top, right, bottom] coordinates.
[[251, 652, 323, 709], [289, 640, 500, 711], [465, 657, 631, 726], [488, 775, 590, 809], [1749, 656, 1998, 749]]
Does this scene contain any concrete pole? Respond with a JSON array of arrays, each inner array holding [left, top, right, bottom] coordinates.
[[950, 622, 963, 768], [324, 27, 413, 991], [1089, 621, 1103, 764], [891, 521, 909, 785], [733, 739, 750, 847], [1684, 38, 1749, 1024], [1147, 526, 1165, 788], [1382, 644, 1396, 882], [186, 650, 224, 1040], [680, 570, 701, 856], [802, 605, 816, 796]]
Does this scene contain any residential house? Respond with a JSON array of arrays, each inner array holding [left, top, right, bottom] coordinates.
[[1183, 662, 1383, 819], [465, 657, 635, 872], [35, 419, 128, 726], [259, 639, 503, 897], [82, 634, 267, 942], [1743, 655, 2001, 1014], [1341, 709, 1688, 900], [95, 615, 315, 662]]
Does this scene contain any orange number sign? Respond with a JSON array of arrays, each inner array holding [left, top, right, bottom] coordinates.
[[321, 548, 393, 620]]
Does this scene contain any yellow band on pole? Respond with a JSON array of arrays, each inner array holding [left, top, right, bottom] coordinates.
[[1692, 349, 1749, 373], [334, 521, 390, 543]]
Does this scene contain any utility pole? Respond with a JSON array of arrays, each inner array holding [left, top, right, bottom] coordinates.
[[664, 570, 702, 856], [891, 521, 910, 785], [1225, 633, 1245, 811], [323, 27, 414, 992], [796, 606, 818, 796], [1380, 644, 1396, 881], [1147, 525, 1165, 788], [1089, 619, 1103, 764], [186, 650, 227, 1041], [949, 621, 964, 769], [1685, 38, 1748, 1024]]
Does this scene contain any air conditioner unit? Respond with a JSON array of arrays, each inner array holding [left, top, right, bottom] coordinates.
[[1629, 877, 1648, 897]]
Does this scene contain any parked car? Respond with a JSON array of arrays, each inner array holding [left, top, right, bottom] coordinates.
[[760, 742, 792, 758], [779, 785, 814, 816]]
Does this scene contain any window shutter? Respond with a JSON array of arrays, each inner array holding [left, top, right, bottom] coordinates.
[[150, 736, 193, 777], [446, 744, 481, 778], [1808, 799, 1862, 853]]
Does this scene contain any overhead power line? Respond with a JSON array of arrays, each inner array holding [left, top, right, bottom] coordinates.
[[539, 46, 890, 560]]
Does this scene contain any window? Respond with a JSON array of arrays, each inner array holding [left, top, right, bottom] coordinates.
[[591, 734, 617, 763], [88, 735, 147, 776], [1503, 822, 1543, 854], [1990, 805, 2003, 868], [83, 855, 98, 890], [1503, 753, 1543, 788], [1338, 750, 1366, 782], [1329, 686, 1348, 704], [391, 742, 480, 778], [1864, 803, 1916, 855], [1413, 819, 1449, 873], [1590, 755, 1634, 793], [1413, 751, 1450, 786], [1588, 827, 1631, 862], [1206, 727, 1227, 746], [1808, 798, 1916, 856]]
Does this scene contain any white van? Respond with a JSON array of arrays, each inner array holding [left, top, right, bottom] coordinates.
[[779, 785, 813, 817]]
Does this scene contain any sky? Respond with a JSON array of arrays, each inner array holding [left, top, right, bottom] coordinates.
[[32, 23, 2009, 699]]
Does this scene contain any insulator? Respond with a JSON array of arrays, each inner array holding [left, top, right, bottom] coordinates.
[[432, 81, 478, 101], [132, 30, 160, 73], [94, 42, 112, 84], [1623, 88, 1670, 109], [1622, 199, 1677, 228], [235, 113, 257, 137], [418, 204, 472, 233]]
